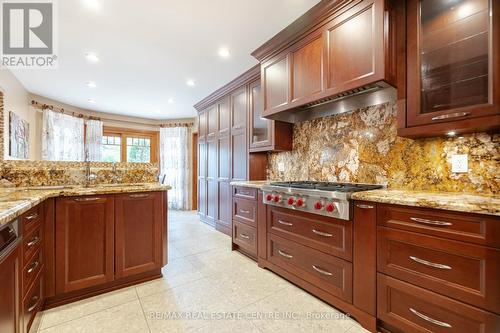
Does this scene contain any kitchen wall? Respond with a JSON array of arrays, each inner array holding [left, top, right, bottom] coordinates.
[[0, 160, 158, 187], [0, 69, 36, 160], [268, 102, 499, 194]]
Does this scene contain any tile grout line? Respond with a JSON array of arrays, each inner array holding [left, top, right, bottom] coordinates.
[[135, 287, 153, 333], [37, 298, 141, 332]]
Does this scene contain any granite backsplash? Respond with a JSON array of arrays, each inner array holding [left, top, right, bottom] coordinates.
[[0, 160, 158, 187], [267, 102, 499, 194]]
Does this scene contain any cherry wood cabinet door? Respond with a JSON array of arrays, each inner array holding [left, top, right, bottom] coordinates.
[[197, 138, 207, 218], [291, 35, 324, 103], [115, 192, 163, 278], [230, 87, 248, 181], [217, 98, 231, 234], [262, 54, 290, 114], [406, 0, 500, 127], [0, 242, 21, 333], [325, 0, 386, 93], [249, 79, 272, 150], [55, 196, 114, 294]]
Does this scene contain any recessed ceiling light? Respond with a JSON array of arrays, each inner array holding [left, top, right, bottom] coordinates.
[[168, 98, 174, 104], [88, 98, 96, 104], [186, 79, 196, 87], [447, 131, 456, 137], [86, 81, 96, 88], [82, 0, 101, 10], [218, 47, 231, 58], [85, 53, 99, 62]]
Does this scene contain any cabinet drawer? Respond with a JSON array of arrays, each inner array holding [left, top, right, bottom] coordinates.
[[22, 270, 43, 333], [232, 198, 257, 227], [233, 221, 257, 257], [233, 186, 257, 200], [21, 205, 42, 236], [378, 204, 500, 247], [267, 233, 352, 303], [23, 248, 43, 296], [268, 206, 352, 261], [378, 227, 500, 313], [23, 226, 42, 265], [377, 274, 500, 333]]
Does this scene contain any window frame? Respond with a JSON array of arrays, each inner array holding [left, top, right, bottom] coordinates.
[[102, 126, 159, 164]]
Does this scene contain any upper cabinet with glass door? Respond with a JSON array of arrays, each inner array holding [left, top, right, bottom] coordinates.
[[248, 79, 293, 152], [400, 0, 500, 137]]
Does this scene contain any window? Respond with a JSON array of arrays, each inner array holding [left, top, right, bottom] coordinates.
[[127, 137, 151, 163], [102, 127, 158, 163], [101, 135, 121, 162]]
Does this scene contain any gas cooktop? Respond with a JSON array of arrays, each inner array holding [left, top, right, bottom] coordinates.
[[262, 181, 384, 220]]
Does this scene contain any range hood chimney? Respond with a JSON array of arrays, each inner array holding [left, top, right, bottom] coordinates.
[[265, 83, 397, 124]]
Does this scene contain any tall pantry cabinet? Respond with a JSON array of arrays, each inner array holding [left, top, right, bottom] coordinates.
[[195, 65, 290, 235]]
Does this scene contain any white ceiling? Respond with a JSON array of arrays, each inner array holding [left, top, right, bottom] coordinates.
[[10, 0, 321, 120]]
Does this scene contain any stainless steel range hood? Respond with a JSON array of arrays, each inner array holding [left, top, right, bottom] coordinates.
[[265, 82, 397, 124]]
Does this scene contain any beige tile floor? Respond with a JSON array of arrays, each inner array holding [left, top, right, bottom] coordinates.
[[37, 211, 369, 333]]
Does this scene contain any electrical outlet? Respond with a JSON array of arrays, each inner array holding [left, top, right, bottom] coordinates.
[[278, 162, 285, 172], [451, 154, 468, 173]]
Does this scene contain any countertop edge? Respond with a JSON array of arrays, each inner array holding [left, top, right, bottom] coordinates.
[[351, 190, 500, 217], [0, 184, 171, 226]]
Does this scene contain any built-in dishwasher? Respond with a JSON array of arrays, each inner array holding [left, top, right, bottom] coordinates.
[[0, 219, 18, 254]]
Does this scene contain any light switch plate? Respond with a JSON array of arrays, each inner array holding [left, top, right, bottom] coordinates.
[[278, 162, 285, 172], [451, 154, 468, 173]]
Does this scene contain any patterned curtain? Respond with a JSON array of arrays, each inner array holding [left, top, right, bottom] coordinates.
[[160, 126, 190, 210], [85, 119, 103, 161], [42, 108, 85, 161]]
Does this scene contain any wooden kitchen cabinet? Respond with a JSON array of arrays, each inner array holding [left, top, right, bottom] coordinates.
[[55, 196, 115, 294], [249, 79, 293, 152], [254, 0, 396, 118], [195, 66, 269, 233], [114, 192, 164, 278], [0, 241, 21, 333], [399, 0, 500, 138], [217, 97, 232, 235]]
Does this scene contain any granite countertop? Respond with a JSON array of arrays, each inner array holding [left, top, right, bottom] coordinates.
[[351, 189, 500, 217], [0, 183, 171, 226], [229, 180, 271, 190]]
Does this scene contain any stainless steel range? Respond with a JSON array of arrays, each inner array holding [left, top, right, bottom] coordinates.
[[262, 181, 384, 220]]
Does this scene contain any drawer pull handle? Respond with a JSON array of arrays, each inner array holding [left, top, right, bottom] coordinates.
[[74, 197, 101, 202], [234, 125, 243, 130], [431, 112, 470, 121], [410, 217, 452, 226], [25, 213, 39, 221], [278, 220, 293, 226], [409, 308, 452, 328], [239, 191, 251, 196], [312, 229, 333, 237], [409, 256, 452, 270], [312, 265, 333, 276], [27, 261, 40, 274], [27, 236, 40, 248], [356, 204, 374, 209], [28, 296, 40, 313], [240, 209, 251, 214], [278, 250, 293, 259], [240, 234, 250, 240], [129, 193, 150, 198]]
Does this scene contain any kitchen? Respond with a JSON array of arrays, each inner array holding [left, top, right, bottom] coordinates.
[[0, 0, 499, 333]]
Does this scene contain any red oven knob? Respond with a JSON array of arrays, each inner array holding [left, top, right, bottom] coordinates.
[[287, 197, 296, 206], [273, 195, 281, 203], [266, 194, 273, 201], [326, 203, 335, 213], [296, 198, 305, 207], [314, 202, 323, 210]]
